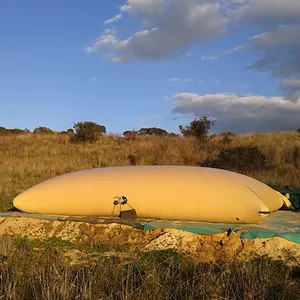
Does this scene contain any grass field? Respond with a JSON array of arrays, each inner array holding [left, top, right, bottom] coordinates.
[[1, 132, 300, 299], [0, 235, 300, 300], [0, 132, 300, 211]]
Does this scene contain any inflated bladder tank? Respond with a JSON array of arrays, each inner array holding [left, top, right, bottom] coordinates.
[[13, 166, 283, 224]]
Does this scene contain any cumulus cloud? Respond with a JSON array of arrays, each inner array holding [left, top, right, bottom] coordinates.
[[235, 0, 300, 101], [278, 79, 300, 101], [85, 0, 300, 102], [235, 0, 300, 27], [172, 93, 300, 133], [86, 0, 228, 62], [249, 25, 300, 78]]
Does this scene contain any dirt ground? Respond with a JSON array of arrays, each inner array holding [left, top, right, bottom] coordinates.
[[0, 216, 300, 265]]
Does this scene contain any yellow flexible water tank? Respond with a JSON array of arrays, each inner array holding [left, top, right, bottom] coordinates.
[[13, 166, 283, 224]]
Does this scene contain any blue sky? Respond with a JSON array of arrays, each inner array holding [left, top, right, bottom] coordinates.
[[1, 0, 300, 134]]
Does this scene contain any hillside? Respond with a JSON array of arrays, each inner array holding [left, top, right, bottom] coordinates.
[[0, 132, 299, 212]]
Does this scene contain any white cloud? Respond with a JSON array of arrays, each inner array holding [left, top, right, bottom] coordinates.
[[278, 79, 300, 101], [247, 25, 300, 100], [225, 45, 244, 55], [104, 14, 122, 25], [84, 0, 300, 103], [281, 79, 300, 88], [231, 0, 300, 101], [249, 25, 300, 76], [84, 29, 118, 53], [86, 0, 228, 61], [172, 92, 300, 133], [235, 0, 300, 27], [200, 45, 244, 61]]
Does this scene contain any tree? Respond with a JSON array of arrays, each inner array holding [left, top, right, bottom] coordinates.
[[179, 115, 215, 140], [72, 121, 106, 143], [123, 130, 138, 137], [33, 126, 53, 134], [137, 127, 168, 136]]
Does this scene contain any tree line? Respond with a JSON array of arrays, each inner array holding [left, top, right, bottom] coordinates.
[[0, 116, 218, 142]]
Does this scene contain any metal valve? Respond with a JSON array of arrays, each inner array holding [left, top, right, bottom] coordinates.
[[113, 196, 128, 206]]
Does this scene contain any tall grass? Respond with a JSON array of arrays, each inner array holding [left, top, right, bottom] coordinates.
[[0, 132, 299, 211], [0, 235, 300, 300]]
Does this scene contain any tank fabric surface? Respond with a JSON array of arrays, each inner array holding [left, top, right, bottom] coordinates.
[[13, 166, 283, 224]]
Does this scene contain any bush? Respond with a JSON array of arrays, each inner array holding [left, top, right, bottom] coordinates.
[[0, 127, 27, 135], [123, 130, 138, 138], [203, 146, 267, 173], [179, 115, 215, 140], [138, 127, 169, 136], [33, 126, 53, 134], [71, 121, 106, 143]]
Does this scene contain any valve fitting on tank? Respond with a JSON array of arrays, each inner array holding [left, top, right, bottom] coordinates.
[[113, 196, 128, 206]]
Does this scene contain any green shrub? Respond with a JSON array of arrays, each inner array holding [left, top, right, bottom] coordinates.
[[203, 146, 267, 173], [71, 121, 106, 143], [33, 126, 53, 134], [179, 115, 215, 140], [138, 127, 168, 136], [123, 130, 138, 139], [0, 127, 27, 135]]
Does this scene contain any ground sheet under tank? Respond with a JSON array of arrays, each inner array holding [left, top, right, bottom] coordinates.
[[1, 211, 300, 244]]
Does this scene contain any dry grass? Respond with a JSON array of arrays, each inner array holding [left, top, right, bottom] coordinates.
[[0, 132, 300, 211], [0, 235, 300, 300]]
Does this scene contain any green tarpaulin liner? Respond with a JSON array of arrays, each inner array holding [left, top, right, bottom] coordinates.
[[142, 211, 300, 245], [142, 186, 300, 244], [269, 184, 300, 209]]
